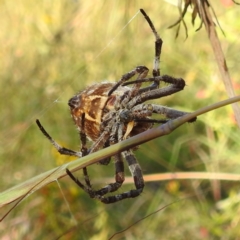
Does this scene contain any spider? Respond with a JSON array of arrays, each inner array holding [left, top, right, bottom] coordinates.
[[36, 9, 196, 204]]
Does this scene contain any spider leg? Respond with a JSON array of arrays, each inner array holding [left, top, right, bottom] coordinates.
[[108, 66, 151, 112], [66, 118, 144, 203], [95, 153, 125, 196], [151, 104, 196, 122], [132, 103, 195, 121], [140, 9, 162, 90], [98, 150, 144, 204], [108, 66, 149, 96], [122, 75, 186, 99], [92, 121, 125, 202], [66, 122, 125, 203], [78, 117, 94, 189], [120, 103, 196, 125], [89, 124, 111, 154], [36, 119, 94, 190], [135, 119, 169, 124], [98, 140, 111, 165], [93, 118, 143, 203], [83, 150, 143, 204], [127, 75, 186, 109], [66, 120, 114, 193], [66, 168, 95, 198], [66, 122, 117, 200], [66, 153, 125, 203], [123, 150, 144, 192], [79, 113, 88, 156], [36, 119, 82, 158], [122, 75, 183, 87]]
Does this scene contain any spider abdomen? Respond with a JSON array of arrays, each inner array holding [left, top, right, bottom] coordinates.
[[68, 82, 131, 142]]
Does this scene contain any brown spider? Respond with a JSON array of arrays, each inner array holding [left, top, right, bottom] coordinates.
[[36, 9, 196, 204]]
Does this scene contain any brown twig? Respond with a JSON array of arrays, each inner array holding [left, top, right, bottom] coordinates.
[[198, 0, 240, 128]]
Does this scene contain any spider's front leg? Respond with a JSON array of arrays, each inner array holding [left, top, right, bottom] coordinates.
[[130, 104, 196, 123], [126, 75, 186, 109], [151, 104, 196, 122], [119, 103, 195, 131], [123, 76, 196, 122], [140, 9, 163, 90], [108, 66, 149, 96]]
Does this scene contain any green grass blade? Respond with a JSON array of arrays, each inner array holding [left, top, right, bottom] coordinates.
[[0, 95, 239, 208]]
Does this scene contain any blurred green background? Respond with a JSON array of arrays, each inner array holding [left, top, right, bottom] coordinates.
[[0, 0, 240, 239]]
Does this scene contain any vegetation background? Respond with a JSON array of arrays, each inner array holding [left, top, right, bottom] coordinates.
[[0, 0, 240, 239]]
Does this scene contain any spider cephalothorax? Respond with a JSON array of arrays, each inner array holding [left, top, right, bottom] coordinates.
[[36, 9, 196, 204]]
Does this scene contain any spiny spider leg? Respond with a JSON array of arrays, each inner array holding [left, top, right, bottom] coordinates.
[[122, 75, 184, 86], [88, 122, 112, 154], [36, 119, 93, 190], [77, 116, 92, 189], [66, 153, 126, 204], [36, 119, 82, 158], [78, 113, 88, 156], [140, 8, 162, 89], [98, 150, 144, 204], [66, 169, 94, 198], [108, 66, 148, 96], [127, 76, 186, 108], [151, 104, 196, 122], [108, 9, 164, 96], [119, 103, 194, 125], [135, 119, 169, 124], [131, 104, 193, 120], [119, 66, 149, 107], [94, 153, 125, 196], [66, 139, 126, 203], [86, 150, 143, 204]]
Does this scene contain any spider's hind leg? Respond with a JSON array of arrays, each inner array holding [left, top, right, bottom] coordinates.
[[95, 153, 125, 200], [108, 66, 149, 96], [66, 153, 126, 203], [99, 150, 144, 204]]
